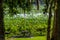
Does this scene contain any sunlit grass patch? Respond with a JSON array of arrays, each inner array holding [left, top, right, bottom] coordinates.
[[6, 36, 46, 40]]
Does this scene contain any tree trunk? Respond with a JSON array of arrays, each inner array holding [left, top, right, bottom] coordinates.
[[47, 3, 52, 40], [0, 0, 5, 40], [36, 0, 39, 10], [51, 0, 60, 40]]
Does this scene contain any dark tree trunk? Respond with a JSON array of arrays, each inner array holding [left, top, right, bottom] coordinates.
[[47, 0, 54, 40], [36, 0, 39, 10], [0, 0, 5, 40], [52, 0, 60, 40], [47, 4, 52, 40]]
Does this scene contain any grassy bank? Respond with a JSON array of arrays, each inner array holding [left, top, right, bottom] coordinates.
[[6, 36, 46, 40]]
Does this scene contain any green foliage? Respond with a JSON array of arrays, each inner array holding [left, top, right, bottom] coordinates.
[[3, 0, 33, 15], [4, 14, 48, 37]]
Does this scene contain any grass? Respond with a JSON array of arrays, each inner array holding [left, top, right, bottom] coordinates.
[[6, 36, 46, 40]]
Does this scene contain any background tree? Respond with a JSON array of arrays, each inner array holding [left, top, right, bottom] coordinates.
[[0, 0, 5, 40], [36, 0, 40, 10]]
